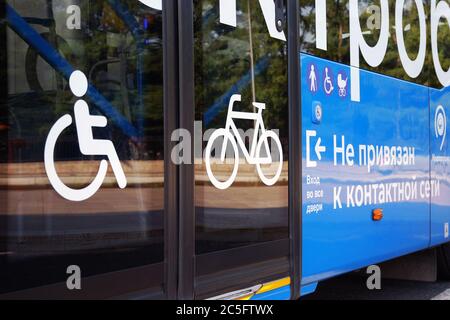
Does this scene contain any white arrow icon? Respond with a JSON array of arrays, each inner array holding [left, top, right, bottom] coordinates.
[[306, 130, 326, 168], [315, 137, 326, 160]]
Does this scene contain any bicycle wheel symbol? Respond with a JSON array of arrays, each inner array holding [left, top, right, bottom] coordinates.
[[204, 129, 240, 190], [255, 130, 283, 186]]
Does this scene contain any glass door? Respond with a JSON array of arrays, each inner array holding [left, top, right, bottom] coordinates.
[[0, 0, 168, 299], [178, 0, 292, 299]]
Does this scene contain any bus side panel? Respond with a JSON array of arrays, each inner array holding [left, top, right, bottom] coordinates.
[[301, 54, 430, 285], [430, 87, 450, 247]]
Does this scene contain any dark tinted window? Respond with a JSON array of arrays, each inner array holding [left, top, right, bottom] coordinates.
[[0, 0, 164, 297], [300, 0, 448, 88], [194, 0, 289, 255]]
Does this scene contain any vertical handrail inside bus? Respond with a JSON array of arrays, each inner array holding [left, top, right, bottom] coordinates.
[[203, 56, 269, 125], [107, 0, 146, 136]]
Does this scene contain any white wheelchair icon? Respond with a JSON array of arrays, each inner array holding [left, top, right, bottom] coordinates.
[[205, 94, 283, 190], [44, 71, 127, 202], [324, 67, 334, 95]]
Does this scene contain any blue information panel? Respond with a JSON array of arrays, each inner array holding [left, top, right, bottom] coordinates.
[[301, 54, 437, 284]]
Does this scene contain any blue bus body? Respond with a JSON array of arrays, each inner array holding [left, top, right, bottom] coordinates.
[[301, 53, 440, 288], [1, 0, 450, 300], [430, 87, 450, 247], [249, 54, 450, 300], [249, 51, 450, 300]]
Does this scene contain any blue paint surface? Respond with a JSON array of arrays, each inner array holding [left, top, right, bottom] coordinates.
[[300, 53, 450, 285], [250, 285, 291, 300], [300, 282, 318, 296], [430, 87, 450, 246]]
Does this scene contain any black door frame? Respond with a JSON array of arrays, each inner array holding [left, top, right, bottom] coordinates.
[[176, 0, 196, 300], [166, 0, 302, 300], [287, 0, 302, 300], [163, 0, 196, 301], [162, 0, 180, 300]]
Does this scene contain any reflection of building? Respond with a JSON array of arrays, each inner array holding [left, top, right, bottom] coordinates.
[[6, 0, 164, 163], [1, 1, 167, 298], [8, 0, 53, 94]]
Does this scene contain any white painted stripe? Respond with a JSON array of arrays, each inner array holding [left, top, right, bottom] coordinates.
[[432, 289, 450, 300], [351, 66, 360, 102], [220, 0, 237, 27], [139, 0, 162, 10], [315, 0, 327, 50], [258, 0, 286, 41]]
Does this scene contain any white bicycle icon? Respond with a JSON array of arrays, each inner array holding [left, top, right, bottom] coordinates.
[[44, 71, 127, 202], [205, 94, 283, 190]]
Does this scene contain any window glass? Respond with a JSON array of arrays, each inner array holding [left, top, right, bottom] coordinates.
[[435, 1, 450, 82], [0, 0, 164, 296], [194, 0, 289, 255], [300, 0, 446, 88]]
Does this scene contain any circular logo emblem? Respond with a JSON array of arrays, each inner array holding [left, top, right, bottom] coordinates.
[[435, 105, 447, 151], [315, 104, 322, 122]]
